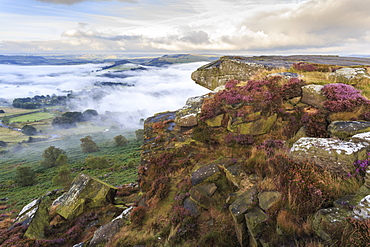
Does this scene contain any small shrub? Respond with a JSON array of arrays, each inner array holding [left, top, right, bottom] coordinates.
[[84, 155, 110, 169], [80, 135, 99, 153], [130, 206, 146, 227], [281, 78, 304, 99], [41, 146, 66, 168], [14, 166, 37, 187], [224, 132, 254, 146], [114, 135, 128, 146], [301, 111, 329, 138], [21, 124, 37, 135]]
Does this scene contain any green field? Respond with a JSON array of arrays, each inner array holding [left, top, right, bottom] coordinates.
[[0, 130, 142, 211], [10, 112, 55, 123]]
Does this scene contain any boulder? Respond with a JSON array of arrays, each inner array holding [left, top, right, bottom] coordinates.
[[352, 131, 370, 143], [228, 114, 277, 136], [13, 197, 50, 239], [189, 186, 215, 209], [301, 84, 326, 109], [289, 137, 369, 174], [328, 121, 370, 139], [329, 67, 370, 84], [191, 56, 265, 90], [191, 163, 220, 186], [55, 174, 117, 220], [229, 186, 258, 223], [183, 197, 199, 216], [267, 72, 299, 79], [89, 207, 133, 246], [229, 186, 258, 247], [175, 95, 207, 128], [245, 207, 268, 247], [205, 114, 224, 127], [313, 192, 370, 242], [258, 191, 282, 211]]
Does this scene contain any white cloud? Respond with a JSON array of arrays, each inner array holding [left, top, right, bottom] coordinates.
[[0, 62, 210, 128], [36, 0, 136, 5], [1, 0, 370, 54]]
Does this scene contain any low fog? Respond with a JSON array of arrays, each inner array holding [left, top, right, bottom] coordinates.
[[0, 62, 210, 128]]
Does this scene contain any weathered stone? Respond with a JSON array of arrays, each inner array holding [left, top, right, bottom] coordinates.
[[223, 164, 243, 188], [258, 191, 282, 211], [229, 187, 257, 247], [328, 121, 370, 139], [301, 84, 326, 109], [191, 56, 265, 90], [189, 186, 215, 209], [175, 95, 208, 128], [229, 186, 258, 223], [191, 164, 220, 186], [196, 183, 218, 196], [55, 174, 117, 220], [13, 197, 50, 239], [267, 72, 299, 79], [205, 114, 224, 127], [89, 207, 133, 247], [183, 197, 199, 216], [352, 131, 370, 143], [288, 96, 301, 106], [329, 67, 370, 84], [289, 137, 368, 174], [233, 220, 249, 247], [245, 207, 268, 247], [313, 192, 370, 243], [228, 114, 277, 136]]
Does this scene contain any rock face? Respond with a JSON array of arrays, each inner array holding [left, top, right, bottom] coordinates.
[[89, 207, 133, 247], [329, 67, 370, 84], [301, 84, 326, 109], [55, 173, 117, 220], [328, 121, 370, 139], [191, 56, 265, 90], [13, 197, 50, 239], [289, 137, 369, 174]]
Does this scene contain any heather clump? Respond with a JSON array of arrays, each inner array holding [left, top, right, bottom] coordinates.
[[200, 77, 288, 121], [322, 83, 370, 113], [301, 111, 329, 138]]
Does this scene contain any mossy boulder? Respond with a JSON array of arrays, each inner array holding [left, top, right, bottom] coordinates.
[[175, 95, 207, 128], [89, 207, 132, 247], [329, 67, 370, 84], [189, 186, 215, 209], [191, 56, 265, 90], [13, 197, 50, 239], [258, 191, 282, 211], [228, 114, 277, 135], [229, 186, 258, 247], [328, 121, 370, 139], [289, 137, 369, 175], [205, 114, 224, 127], [245, 207, 269, 247], [191, 163, 220, 186], [55, 174, 117, 220], [301, 84, 326, 109]]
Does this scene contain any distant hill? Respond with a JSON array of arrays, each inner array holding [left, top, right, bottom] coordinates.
[[144, 54, 219, 66], [0, 54, 219, 66]]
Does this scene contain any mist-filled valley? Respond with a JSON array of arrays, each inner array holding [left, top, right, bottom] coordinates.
[[0, 61, 210, 128]]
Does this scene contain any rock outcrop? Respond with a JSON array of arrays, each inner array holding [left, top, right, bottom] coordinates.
[[13, 197, 50, 239], [289, 137, 369, 174], [191, 56, 265, 90], [329, 67, 370, 84], [55, 173, 117, 220]]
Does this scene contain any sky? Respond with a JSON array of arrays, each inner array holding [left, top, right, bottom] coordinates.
[[1, 0, 370, 55]]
